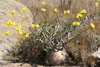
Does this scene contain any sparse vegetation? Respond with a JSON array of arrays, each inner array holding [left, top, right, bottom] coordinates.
[[1, 0, 100, 67]]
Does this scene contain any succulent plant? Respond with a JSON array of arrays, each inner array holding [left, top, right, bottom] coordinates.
[[29, 18, 76, 52]]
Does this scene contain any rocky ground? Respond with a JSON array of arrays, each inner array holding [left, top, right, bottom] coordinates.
[[0, 0, 33, 66]]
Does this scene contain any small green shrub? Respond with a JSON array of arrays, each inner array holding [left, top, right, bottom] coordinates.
[[29, 18, 78, 52]]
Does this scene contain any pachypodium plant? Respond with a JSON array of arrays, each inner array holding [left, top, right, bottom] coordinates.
[[29, 9, 97, 52], [30, 18, 76, 52]]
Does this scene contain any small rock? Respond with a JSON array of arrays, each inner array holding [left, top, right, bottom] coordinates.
[[92, 47, 100, 58], [46, 48, 68, 65]]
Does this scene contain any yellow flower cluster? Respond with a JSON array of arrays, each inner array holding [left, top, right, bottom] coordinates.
[[31, 24, 40, 27], [40, 1, 47, 12], [6, 19, 16, 26], [2, 1, 98, 38], [90, 23, 95, 28], [2, 7, 30, 37], [76, 9, 87, 19], [3, 22, 30, 37], [10, 8, 27, 15], [16, 25, 30, 37], [18, 31, 30, 37], [64, 10, 70, 14], [73, 21, 80, 25]]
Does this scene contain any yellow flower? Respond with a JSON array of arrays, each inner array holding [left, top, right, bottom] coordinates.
[[31, 24, 40, 27], [6, 19, 16, 26], [16, 25, 22, 30], [80, 10, 87, 14], [35, 24, 40, 27], [95, 2, 99, 7], [6, 19, 12, 26], [90, 23, 95, 28], [41, 8, 47, 12], [10, 22, 16, 25], [18, 30, 24, 35], [10, 10, 16, 15], [76, 13, 83, 19], [76, 22, 80, 25], [64, 10, 70, 14], [41, 1, 46, 5], [25, 33, 30, 37], [54, 8, 58, 12], [2, 30, 10, 35], [73, 21, 80, 25], [21, 8, 27, 13], [73, 22, 77, 25], [31, 24, 36, 27]]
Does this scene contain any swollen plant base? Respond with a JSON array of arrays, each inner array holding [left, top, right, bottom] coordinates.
[[46, 48, 68, 65]]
